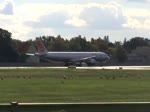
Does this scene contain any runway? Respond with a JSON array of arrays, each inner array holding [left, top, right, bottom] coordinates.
[[77, 66, 150, 70], [0, 66, 150, 70]]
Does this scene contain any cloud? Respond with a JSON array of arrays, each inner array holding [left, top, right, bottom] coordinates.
[[123, 16, 150, 30], [15, 1, 134, 42], [1, 1, 150, 42], [80, 2, 127, 29], [24, 12, 68, 28], [65, 17, 87, 27], [0, 14, 33, 40], [127, 0, 150, 3], [22, 3, 85, 28], [0, 0, 14, 15], [125, 9, 150, 17], [23, 2, 127, 30], [124, 8, 150, 29]]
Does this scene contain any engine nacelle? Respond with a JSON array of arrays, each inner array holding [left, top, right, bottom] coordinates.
[[86, 59, 97, 66]]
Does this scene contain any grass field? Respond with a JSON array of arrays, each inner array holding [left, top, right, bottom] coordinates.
[[0, 68, 150, 103]]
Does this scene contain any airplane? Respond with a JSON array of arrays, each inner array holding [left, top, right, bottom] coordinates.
[[26, 38, 110, 66]]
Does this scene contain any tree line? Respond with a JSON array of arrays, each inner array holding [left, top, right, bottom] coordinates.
[[0, 28, 150, 63]]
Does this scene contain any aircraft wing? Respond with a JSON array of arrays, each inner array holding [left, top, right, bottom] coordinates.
[[25, 53, 35, 56], [71, 56, 96, 62]]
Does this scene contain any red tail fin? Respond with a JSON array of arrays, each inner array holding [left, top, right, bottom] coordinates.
[[36, 38, 48, 55]]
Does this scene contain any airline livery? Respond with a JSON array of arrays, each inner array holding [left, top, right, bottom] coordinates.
[[26, 38, 110, 66]]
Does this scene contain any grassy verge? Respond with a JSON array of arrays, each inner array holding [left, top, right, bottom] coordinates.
[[0, 68, 149, 103]]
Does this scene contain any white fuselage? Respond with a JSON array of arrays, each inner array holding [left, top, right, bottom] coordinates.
[[37, 52, 110, 63]]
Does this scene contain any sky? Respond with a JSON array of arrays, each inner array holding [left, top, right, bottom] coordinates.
[[0, 0, 150, 42]]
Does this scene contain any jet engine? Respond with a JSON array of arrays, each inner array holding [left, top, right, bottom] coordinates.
[[86, 59, 97, 66]]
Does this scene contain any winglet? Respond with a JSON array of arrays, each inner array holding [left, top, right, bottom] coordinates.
[[36, 38, 48, 55]]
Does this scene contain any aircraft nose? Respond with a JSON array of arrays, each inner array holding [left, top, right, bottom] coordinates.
[[105, 54, 110, 62], [107, 55, 110, 61]]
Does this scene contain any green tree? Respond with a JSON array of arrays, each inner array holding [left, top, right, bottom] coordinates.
[[69, 35, 88, 51], [50, 35, 68, 51], [123, 37, 149, 52], [91, 37, 108, 52], [12, 39, 33, 62], [115, 44, 127, 63], [0, 28, 19, 62], [103, 35, 109, 44]]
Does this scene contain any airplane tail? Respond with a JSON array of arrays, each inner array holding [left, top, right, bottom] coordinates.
[[36, 38, 48, 55]]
